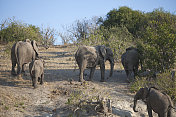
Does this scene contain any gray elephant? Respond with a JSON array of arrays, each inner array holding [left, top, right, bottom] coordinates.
[[11, 39, 39, 76], [121, 47, 142, 81], [75, 45, 114, 82], [133, 87, 174, 117], [29, 59, 44, 88]]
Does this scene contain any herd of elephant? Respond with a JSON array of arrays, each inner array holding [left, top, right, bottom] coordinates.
[[10, 39, 175, 117]]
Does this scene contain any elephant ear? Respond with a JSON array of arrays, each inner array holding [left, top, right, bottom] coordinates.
[[31, 40, 39, 56], [99, 46, 106, 59]]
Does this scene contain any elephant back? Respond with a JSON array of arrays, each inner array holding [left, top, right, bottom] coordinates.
[[124, 49, 139, 62], [16, 41, 36, 63], [75, 46, 98, 68], [148, 88, 173, 114]]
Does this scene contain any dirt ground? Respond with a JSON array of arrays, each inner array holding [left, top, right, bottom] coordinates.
[[0, 45, 165, 117]]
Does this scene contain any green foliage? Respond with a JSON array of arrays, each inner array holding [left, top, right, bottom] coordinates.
[[137, 8, 176, 72], [103, 6, 145, 36], [0, 18, 42, 44], [66, 91, 83, 105]]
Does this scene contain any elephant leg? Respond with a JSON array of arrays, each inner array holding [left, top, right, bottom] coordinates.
[[125, 69, 130, 82], [134, 65, 138, 78], [158, 113, 167, 117], [88, 67, 95, 81], [128, 70, 135, 81], [32, 77, 34, 87], [38, 77, 40, 82], [33, 77, 37, 88], [40, 73, 44, 85], [22, 64, 27, 76], [11, 61, 17, 75], [17, 64, 22, 75], [79, 60, 87, 82], [147, 105, 153, 117], [100, 60, 105, 82]]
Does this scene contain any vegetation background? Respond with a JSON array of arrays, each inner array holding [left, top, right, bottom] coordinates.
[[0, 7, 176, 101]]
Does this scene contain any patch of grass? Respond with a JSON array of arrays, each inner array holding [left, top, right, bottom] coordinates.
[[4, 106, 9, 110], [66, 90, 83, 105], [14, 102, 25, 108]]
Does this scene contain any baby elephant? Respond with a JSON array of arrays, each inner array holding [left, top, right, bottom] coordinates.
[[133, 87, 174, 117], [29, 59, 44, 88]]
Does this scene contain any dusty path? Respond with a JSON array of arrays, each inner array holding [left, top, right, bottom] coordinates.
[[0, 45, 159, 117]]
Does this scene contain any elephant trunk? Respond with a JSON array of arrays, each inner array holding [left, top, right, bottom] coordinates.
[[133, 99, 138, 112], [109, 58, 114, 77]]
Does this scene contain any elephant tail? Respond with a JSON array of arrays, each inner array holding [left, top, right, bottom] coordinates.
[[15, 42, 20, 65]]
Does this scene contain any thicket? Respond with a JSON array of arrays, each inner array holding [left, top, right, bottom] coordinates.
[[0, 18, 42, 43], [103, 7, 176, 101], [60, 7, 176, 101], [0, 18, 57, 49]]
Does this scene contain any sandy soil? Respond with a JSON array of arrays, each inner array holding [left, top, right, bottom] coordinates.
[[0, 45, 164, 117]]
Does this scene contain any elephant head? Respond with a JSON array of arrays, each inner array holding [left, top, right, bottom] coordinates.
[[99, 46, 114, 77], [133, 87, 149, 112], [31, 40, 39, 58]]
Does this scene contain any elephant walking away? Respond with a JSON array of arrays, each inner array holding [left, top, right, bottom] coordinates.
[[121, 47, 142, 82], [133, 87, 174, 117], [75, 45, 114, 82], [11, 39, 39, 76], [29, 59, 44, 88]]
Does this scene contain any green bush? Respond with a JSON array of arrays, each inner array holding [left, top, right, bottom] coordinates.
[[0, 18, 42, 44], [137, 9, 176, 72]]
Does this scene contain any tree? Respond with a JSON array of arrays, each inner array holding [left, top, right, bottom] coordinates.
[[102, 6, 145, 36], [0, 18, 42, 44], [59, 17, 100, 44], [137, 8, 176, 72], [40, 26, 57, 48]]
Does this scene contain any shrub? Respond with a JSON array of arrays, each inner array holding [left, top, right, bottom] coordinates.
[[0, 18, 42, 44], [137, 9, 176, 73]]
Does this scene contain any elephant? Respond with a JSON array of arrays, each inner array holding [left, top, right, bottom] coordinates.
[[121, 47, 142, 81], [11, 39, 39, 76], [75, 45, 114, 82], [29, 59, 44, 88], [133, 87, 174, 117]]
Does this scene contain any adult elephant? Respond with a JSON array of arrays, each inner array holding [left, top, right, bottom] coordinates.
[[121, 47, 142, 81], [133, 87, 174, 117], [75, 45, 114, 82], [11, 39, 39, 76]]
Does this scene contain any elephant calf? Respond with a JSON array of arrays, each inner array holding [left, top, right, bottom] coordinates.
[[29, 59, 44, 88], [133, 87, 174, 117]]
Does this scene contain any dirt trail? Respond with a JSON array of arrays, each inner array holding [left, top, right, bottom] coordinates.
[[0, 45, 158, 117]]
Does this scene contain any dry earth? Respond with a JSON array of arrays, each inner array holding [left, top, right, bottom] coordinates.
[[0, 44, 167, 117]]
